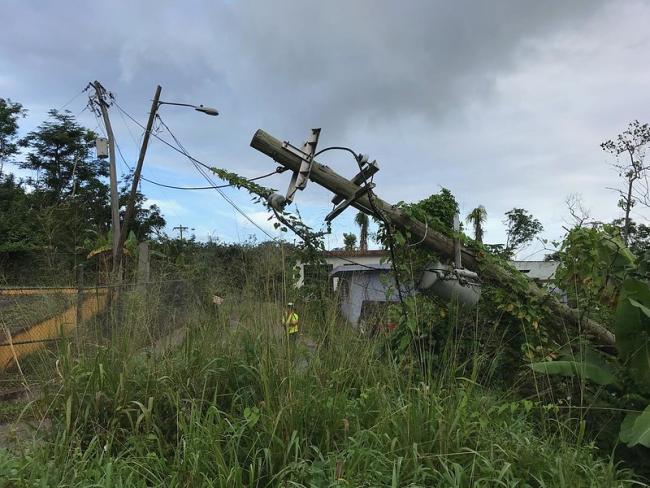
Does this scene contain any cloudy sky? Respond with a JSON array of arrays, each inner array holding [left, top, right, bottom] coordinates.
[[2, 0, 649, 257]]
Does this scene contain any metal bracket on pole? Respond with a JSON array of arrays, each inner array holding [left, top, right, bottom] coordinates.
[[325, 183, 375, 222], [331, 160, 380, 205], [284, 128, 321, 204]]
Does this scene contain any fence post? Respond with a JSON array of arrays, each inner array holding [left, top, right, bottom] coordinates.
[[76, 264, 84, 344], [453, 213, 462, 269], [137, 241, 150, 294]]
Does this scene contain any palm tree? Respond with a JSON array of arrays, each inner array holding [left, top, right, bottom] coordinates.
[[354, 211, 369, 251], [466, 205, 487, 243], [343, 233, 357, 251]]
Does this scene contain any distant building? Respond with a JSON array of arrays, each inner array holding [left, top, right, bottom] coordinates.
[[509, 261, 559, 284], [295, 251, 559, 328], [295, 250, 388, 290]]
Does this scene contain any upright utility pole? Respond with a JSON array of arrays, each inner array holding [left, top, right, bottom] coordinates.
[[173, 225, 190, 241], [91, 81, 120, 266], [113, 85, 162, 277]]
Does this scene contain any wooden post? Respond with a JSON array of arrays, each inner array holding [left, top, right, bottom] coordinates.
[[113, 85, 162, 278], [91, 81, 120, 267], [75, 264, 84, 344], [137, 241, 150, 293], [453, 213, 462, 269], [250, 129, 615, 347]]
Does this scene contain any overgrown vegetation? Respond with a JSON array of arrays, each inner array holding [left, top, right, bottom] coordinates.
[[0, 290, 640, 486]]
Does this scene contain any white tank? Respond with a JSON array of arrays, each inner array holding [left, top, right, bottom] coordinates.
[[418, 262, 481, 307]]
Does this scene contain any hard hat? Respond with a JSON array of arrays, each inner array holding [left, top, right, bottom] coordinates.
[[287, 302, 294, 307]]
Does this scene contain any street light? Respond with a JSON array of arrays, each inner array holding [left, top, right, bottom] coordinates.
[[157, 101, 219, 116]]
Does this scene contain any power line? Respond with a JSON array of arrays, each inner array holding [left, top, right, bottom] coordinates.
[[110, 103, 284, 190], [110, 97, 398, 271], [58, 89, 86, 111], [112, 100, 215, 172], [114, 140, 283, 191], [115, 102, 278, 240]]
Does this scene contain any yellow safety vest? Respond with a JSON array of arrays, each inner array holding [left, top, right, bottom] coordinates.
[[282, 312, 299, 335]]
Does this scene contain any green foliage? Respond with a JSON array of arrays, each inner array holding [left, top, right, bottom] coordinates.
[[0, 97, 26, 165], [0, 174, 40, 253], [0, 106, 166, 284], [342, 232, 357, 251], [620, 405, 650, 448], [19, 110, 108, 206], [466, 205, 487, 243], [118, 173, 166, 240], [616, 279, 650, 393], [403, 187, 459, 234], [0, 295, 638, 486], [503, 207, 543, 257], [530, 357, 617, 386], [554, 225, 635, 315], [354, 211, 369, 251], [530, 247, 650, 449]]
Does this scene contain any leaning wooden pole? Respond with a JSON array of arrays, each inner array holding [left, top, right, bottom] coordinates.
[[250, 129, 615, 347]]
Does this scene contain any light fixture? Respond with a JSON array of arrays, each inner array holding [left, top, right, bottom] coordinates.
[[158, 101, 219, 116]]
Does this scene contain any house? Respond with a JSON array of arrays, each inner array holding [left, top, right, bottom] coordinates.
[[509, 261, 559, 284], [296, 250, 388, 290], [295, 251, 558, 328]]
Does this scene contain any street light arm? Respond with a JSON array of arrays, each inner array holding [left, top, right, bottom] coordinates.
[[158, 101, 219, 116]]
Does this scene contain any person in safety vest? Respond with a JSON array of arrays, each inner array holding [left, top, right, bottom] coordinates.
[[282, 302, 299, 342]]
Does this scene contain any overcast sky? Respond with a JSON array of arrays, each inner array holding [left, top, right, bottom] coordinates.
[[2, 0, 649, 257]]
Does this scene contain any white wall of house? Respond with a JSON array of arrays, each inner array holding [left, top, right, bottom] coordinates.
[[510, 261, 558, 283], [295, 252, 387, 289]]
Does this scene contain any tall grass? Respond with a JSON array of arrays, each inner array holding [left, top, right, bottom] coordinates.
[[0, 289, 641, 487]]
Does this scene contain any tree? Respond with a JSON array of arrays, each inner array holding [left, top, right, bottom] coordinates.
[[0, 174, 39, 252], [409, 187, 459, 233], [19, 110, 109, 204], [611, 217, 650, 257], [0, 98, 26, 176], [466, 205, 487, 243], [354, 211, 369, 251], [504, 208, 543, 258], [343, 233, 357, 251], [601, 120, 650, 246], [12, 110, 111, 277]]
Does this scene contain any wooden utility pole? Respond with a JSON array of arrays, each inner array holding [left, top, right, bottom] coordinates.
[[137, 241, 150, 293], [250, 129, 615, 347], [91, 81, 120, 266], [173, 225, 190, 241], [113, 85, 162, 277]]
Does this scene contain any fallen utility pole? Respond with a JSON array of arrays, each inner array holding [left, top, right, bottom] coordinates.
[[113, 85, 162, 278], [250, 129, 615, 347]]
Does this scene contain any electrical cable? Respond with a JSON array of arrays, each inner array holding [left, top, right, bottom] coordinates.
[[152, 113, 278, 240], [314, 146, 360, 159], [112, 99, 399, 272], [58, 89, 86, 111], [112, 100, 215, 172], [318, 145, 409, 318], [113, 99, 276, 238], [115, 140, 283, 191]]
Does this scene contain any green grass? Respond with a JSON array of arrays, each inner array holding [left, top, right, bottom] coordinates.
[[0, 296, 643, 487]]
